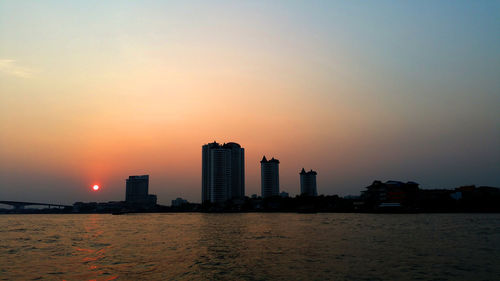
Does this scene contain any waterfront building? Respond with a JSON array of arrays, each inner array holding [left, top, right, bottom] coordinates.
[[202, 141, 245, 203], [125, 175, 157, 205], [225, 142, 245, 199], [362, 180, 419, 209], [171, 197, 188, 207], [261, 156, 280, 198], [300, 168, 318, 196]]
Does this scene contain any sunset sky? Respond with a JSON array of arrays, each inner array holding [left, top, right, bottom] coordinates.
[[1, 1, 499, 205]]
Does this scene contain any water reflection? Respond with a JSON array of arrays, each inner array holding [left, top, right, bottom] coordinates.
[[1, 213, 499, 280], [71, 215, 116, 281], [193, 214, 249, 279]]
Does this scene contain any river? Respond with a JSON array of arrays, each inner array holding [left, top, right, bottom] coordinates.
[[1, 213, 499, 280]]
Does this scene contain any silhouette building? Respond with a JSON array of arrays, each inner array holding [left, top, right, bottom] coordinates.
[[261, 156, 280, 198], [362, 180, 419, 209], [202, 141, 245, 203], [125, 175, 157, 205], [171, 197, 188, 207], [300, 168, 318, 196]]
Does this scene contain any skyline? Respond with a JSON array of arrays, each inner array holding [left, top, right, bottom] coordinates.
[[1, 1, 499, 205]]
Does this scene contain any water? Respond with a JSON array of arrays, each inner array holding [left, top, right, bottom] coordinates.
[[1, 213, 499, 280]]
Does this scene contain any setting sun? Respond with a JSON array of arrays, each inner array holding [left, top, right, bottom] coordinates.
[[92, 185, 100, 191]]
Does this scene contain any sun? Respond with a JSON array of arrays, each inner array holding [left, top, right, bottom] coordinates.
[[92, 184, 100, 191]]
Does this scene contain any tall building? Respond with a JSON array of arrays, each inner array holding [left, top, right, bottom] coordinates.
[[225, 142, 245, 199], [125, 175, 157, 205], [300, 168, 318, 196], [202, 141, 245, 203], [261, 156, 280, 198]]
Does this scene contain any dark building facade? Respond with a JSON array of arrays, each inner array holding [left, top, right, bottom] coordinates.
[[300, 168, 318, 196], [125, 175, 157, 206], [261, 156, 280, 198], [362, 180, 419, 209], [226, 142, 245, 199], [202, 141, 245, 203]]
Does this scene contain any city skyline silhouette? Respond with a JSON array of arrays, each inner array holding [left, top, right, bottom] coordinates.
[[1, 1, 499, 206], [1, 139, 498, 209]]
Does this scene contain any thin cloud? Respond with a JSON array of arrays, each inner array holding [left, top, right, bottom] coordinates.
[[0, 59, 34, 78]]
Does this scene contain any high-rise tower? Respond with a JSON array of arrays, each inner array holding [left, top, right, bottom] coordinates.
[[300, 168, 318, 196], [125, 175, 157, 205], [225, 142, 245, 199], [261, 156, 280, 198], [202, 141, 245, 203]]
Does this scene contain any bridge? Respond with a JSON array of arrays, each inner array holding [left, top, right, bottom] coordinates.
[[0, 201, 71, 210]]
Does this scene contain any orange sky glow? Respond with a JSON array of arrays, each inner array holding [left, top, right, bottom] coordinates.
[[1, 1, 499, 204]]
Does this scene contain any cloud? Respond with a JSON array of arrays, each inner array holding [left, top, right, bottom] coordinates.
[[0, 59, 34, 78]]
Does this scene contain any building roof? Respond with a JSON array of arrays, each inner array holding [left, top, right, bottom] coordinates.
[[203, 141, 242, 149], [127, 175, 149, 180], [224, 142, 241, 148], [261, 155, 280, 163], [300, 168, 316, 175]]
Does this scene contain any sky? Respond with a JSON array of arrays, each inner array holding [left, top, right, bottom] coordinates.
[[1, 0, 499, 205]]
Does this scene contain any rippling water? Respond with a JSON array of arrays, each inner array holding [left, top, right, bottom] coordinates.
[[1, 213, 499, 280]]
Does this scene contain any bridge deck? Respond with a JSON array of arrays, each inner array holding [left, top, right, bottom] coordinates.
[[0, 201, 71, 208]]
